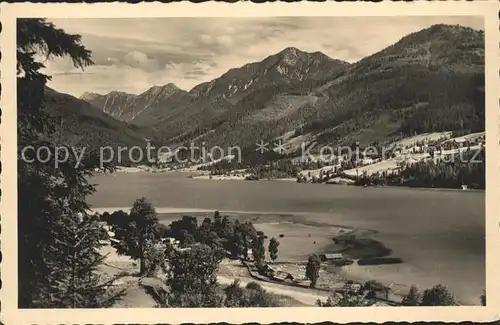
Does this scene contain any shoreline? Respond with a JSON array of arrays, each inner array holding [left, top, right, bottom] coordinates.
[[93, 206, 482, 306], [105, 168, 484, 192]]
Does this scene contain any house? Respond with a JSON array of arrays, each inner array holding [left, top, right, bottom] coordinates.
[[99, 224, 118, 246], [261, 264, 276, 277], [342, 282, 362, 293], [161, 237, 180, 246], [361, 158, 374, 166], [246, 248, 254, 260], [319, 253, 344, 262], [272, 270, 294, 282], [109, 237, 120, 244]]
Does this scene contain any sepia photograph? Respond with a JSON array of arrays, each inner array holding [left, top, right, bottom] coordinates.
[[1, 1, 499, 324]]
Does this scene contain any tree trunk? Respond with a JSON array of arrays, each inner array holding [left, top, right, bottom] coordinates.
[[139, 231, 146, 275], [140, 258, 146, 275], [310, 275, 317, 288]]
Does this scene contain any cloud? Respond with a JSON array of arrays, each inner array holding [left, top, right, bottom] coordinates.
[[199, 34, 213, 45], [215, 35, 233, 47], [45, 55, 219, 96], [45, 16, 484, 97], [122, 51, 159, 71]]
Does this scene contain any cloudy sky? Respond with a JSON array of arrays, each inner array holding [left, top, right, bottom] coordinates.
[[45, 16, 483, 97]]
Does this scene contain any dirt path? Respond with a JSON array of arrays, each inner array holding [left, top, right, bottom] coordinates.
[[218, 275, 330, 306]]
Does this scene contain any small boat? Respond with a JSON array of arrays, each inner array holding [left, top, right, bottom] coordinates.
[[461, 184, 468, 190]]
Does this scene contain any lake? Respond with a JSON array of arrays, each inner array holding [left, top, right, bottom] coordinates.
[[89, 171, 485, 305]]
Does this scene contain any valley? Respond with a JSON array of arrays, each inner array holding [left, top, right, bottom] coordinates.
[[54, 24, 485, 190]]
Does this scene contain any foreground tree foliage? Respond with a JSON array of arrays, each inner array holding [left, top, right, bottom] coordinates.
[[17, 18, 115, 308], [224, 280, 282, 307], [112, 197, 160, 275], [401, 285, 422, 306], [316, 292, 374, 307], [166, 244, 225, 307], [103, 201, 284, 308], [317, 283, 463, 307], [165, 211, 259, 260], [420, 284, 457, 306], [400, 284, 457, 306], [481, 290, 486, 306]]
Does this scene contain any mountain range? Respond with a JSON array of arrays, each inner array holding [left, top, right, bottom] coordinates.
[[43, 87, 148, 153], [47, 24, 485, 162]]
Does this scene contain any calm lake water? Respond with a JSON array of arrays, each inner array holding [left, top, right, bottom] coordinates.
[[89, 171, 485, 305]]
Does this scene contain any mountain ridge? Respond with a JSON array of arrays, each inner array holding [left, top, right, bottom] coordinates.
[[81, 82, 184, 100], [44, 87, 148, 160], [80, 82, 187, 123], [75, 24, 484, 161]]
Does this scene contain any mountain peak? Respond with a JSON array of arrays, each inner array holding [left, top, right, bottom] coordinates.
[[274, 47, 341, 64], [427, 23, 481, 33], [142, 83, 183, 99], [107, 90, 134, 97], [280, 46, 302, 55], [397, 23, 483, 47], [153, 83, 181, 92], [274, 47, 308, 67], [80, 91, 103, 101]]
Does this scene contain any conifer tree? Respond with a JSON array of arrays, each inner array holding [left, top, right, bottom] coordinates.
[[45, 214, 116, 307], [252, 231, 266, 263], [401, 285, 422, 306], [17, 18, 113, 307], [268, 237, 280, 261], [305, 254, 321, 288]]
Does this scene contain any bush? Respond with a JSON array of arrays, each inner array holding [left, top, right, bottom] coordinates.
[[245, 281, 262, 291], [244, 174, 260, 181], [144, 243, 167, 277], [421, 284, 457, 306], [98, 227, 109, 240], [362, 280, 385, 292], [101, 212, 111, 224], [224, 280, 282, 307], [402, 285, 422, 306], [168, 244, 224, 307]]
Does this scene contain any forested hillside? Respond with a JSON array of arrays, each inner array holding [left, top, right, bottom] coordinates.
[[164, 25, 483, 156], [44, 87, 148, 160], [78, 24, 484, 162]]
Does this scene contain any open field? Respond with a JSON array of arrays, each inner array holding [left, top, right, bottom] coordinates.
[[254, 221, 344, 261], [343, 154, 430, 177], [391, 132, 452, 149], [98, 242, 315, 307]]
